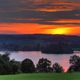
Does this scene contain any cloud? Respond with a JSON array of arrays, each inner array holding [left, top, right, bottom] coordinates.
[[0, 0, 79, 26]]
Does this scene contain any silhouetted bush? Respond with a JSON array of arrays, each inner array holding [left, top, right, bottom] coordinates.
[[0, 52, 21, 75], [68, 55, 80, 72], [36, 58, 52, 72], [21, 58, 35, 73], [52, 63, 64, 73], [10, 59, 21, 74]]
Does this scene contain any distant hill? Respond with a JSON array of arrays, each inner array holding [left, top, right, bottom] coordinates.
[[0, 34, 80, 54]]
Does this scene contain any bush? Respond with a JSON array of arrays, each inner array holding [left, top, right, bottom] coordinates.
[[21, 58, 35, 73]]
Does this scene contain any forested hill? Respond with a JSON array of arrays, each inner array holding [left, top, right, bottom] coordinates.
[[0, 34, 80, 54]]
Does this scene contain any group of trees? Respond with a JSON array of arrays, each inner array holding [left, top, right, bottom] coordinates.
[[0, 52, 64, 74], [0, 52, 80, 74], [0, 52, 20, 74], [21, 58, 64, 73], [21, 55, 80, 73]]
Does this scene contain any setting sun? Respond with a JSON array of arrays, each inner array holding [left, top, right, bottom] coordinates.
[[46, 28, 70, 35], [53, 28, 69, 34]]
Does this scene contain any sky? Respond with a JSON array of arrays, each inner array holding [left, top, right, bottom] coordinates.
[[0, 0, 80, 35]]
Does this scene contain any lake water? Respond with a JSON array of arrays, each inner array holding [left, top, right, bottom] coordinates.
[[0, 51, 80, 72]]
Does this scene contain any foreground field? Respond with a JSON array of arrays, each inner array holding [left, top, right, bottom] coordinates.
[[0, 73, 80, 80]]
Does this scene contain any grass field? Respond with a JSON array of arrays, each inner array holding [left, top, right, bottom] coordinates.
[[0, 73, 80, 80]]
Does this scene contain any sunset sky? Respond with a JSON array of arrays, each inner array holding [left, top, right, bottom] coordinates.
[[0, 0, 80, 35]]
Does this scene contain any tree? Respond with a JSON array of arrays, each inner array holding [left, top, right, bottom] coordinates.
[[2, 52, 10, 62], [10, 59, 21, 74], [36, 58, 52, 72], [69, 55, 80, 65], [21, 58, 35, 73], [0, 52, 20, 74], [67, 65, 79, 72], [52, 63, 64, 73], [0, 53, 12, 74], [68, 55, 80, 72]]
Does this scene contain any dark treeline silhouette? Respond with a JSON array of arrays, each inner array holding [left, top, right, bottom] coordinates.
[[0, 52, 20, 75], [20, 58, 64, 73], [41, 42, 73, 54], [0, 34, 80, 53], [0, 52, 80, 74]]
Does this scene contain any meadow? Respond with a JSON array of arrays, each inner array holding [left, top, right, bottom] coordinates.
[[0, 73, 79, 80]]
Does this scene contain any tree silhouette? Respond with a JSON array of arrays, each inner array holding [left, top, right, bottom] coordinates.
[[21, 58, 35, 73], [36, 58, 52, 72], [68, 55, 80, 72], [0, 52, 21, 74], [52, 63, 64, 73], [2, 52, 10, 62], [69, 55, 80, 65], [0, 53, 12, 74], [10, 59, 20, 74]]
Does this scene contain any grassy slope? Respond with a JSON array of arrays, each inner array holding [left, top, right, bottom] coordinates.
[[0, 73, 80, 80]]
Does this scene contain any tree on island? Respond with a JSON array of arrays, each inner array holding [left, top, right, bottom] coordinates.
[[41, 42, 73, 54]]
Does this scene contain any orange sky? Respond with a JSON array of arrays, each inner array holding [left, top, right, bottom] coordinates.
[[0, 23, 80, 35]]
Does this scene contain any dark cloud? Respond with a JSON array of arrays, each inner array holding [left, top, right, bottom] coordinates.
[[0, 10, 80, 25], [0, 0, 79, 25]]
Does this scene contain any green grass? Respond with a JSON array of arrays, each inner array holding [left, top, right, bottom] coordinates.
[[0, 73, 80, 80]]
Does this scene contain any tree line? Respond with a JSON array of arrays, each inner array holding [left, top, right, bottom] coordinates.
[[0, 52, 80, 75]]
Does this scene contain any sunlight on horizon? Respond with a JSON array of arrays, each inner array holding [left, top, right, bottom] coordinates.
[[46, 28, 71, 35], [0, 23, 80, 35]]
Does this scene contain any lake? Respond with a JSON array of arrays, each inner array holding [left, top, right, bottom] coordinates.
[[0, 51, 80, 72]]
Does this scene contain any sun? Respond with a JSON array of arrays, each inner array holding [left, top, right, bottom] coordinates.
[[53, 28, 68, 34], [47, 28, 70, 35]]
